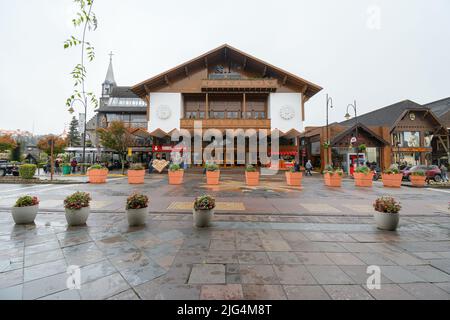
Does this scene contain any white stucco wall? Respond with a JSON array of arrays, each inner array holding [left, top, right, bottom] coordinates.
[[148, 93, 182, 133], [269, 93, 303, 133]]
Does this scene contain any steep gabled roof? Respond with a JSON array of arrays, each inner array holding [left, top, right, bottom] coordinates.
[[424, 97, 450, 117], [131, 44, 322, 98], [331, 123, 390, 146], [104, 57, 116, 85], [339, 100, 424, 127]]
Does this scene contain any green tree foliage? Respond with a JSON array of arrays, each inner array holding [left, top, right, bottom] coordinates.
[[10, 142, 22, 162], [68, 116, 81, 147], [0, 135, 16, 152], [97, 121, 135, 174]]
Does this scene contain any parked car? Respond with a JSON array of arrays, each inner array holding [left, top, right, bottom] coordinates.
[[403, 165, 442, 182], [0, 160, 20, 176]]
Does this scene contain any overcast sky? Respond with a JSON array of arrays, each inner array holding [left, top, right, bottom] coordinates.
[[1, 0, 449, 135]]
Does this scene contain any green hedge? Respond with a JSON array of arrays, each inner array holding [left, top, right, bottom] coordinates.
[[19, 164, 37, 179]]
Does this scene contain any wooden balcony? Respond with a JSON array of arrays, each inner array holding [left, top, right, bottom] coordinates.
[[201, 79, 278, 92], [180, 118, 271, 130]]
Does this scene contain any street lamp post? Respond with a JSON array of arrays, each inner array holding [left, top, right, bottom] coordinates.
[[69, 96, 88, 173], [345, 101, 358, 167], [325, 94, 333, 166]]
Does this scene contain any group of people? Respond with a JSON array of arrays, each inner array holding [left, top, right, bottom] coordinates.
[[43, 158, 79, 174]]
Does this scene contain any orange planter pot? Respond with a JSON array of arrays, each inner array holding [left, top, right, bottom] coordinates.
[[168, 170, 184, 185], [324, 173, 342, 187], [246, 171, 260, 186], [410, 175, 426, 187], [381, 173, 403, 188], [285, 172, 302, 186], [88, 169, 108, 184], [127, 169, 145, 184], [206, 171, 220, 185], [354, 172, 373, 187]]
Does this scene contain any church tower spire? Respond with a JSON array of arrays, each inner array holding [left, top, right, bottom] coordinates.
[[102, 52, 116, 97]]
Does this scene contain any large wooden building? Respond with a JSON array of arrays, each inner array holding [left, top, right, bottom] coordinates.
[[130, 44, 322, 165]]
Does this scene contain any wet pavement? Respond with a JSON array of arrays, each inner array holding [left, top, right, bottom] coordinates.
[[0, 171, 449, 300]]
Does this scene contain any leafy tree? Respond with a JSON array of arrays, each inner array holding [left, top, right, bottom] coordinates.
[[97, 121, 135, 174], [0, 135, 16, 152], [68, 116, 81, 147], [10, 142, 22, 162], [37, 136, 68, 155]]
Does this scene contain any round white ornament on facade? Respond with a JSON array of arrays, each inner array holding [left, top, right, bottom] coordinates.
[[279, 105, 295, 120], [157, 105, 171, 120]]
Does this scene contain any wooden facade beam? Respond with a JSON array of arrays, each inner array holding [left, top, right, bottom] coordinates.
[[164, 75, 170, 85], [144, 84, 150, 94], [243, 57, 247, 69], [262, 66, 267, 77], [184, 66, 189, 77], [204, 57, 208, 68], [282, 75, 288, 85]]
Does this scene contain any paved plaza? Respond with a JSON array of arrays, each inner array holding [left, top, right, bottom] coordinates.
[[0, 171, 450, 300]]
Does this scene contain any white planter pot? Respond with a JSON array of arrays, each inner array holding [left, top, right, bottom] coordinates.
[[11, 205, 38, 224], [126, 207, 148, 227], [65, 207, 90, 226], [193, 209, 214, 228], [374, 211, 399, 231]]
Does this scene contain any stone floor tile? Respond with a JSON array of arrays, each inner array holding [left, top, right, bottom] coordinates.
[[239, 265, 279, 284], [38, 289, 81, 300], [353, 252, 396, 266], [109, 250, 152, 271], [430, 259, 450, 274], [108, 289, 140, 300], [24, 259, 67, 282], [206, 251, 238, 264], [200, 284, 244, 300], [237, 251, 270, 264], [405, 265, 450, 283], [261, 239, 291, 252], [120, 262, 167, 286], [23, 272, 67, 300], [380, 266, 426, 283], [324, 285, 374, 300], [267, 252, 302, 264], [340, 265, 392, 284], [295, 252, 334, 265], [24, 240, 60, 256], [280, 231, 308, 242], [380, 251, 425, 266], [0, 284, 23, 300], [188, 264, 226, 284], [363, 284, 415, 300], [242, 284, 287, 300], [325, 253, 365, 265], [284, 285, 330, 300], [235, 239, 264, 251], [306, 266, 354, 285], [272, 265, 316, 285], [210, 239, 236, 251], [0, 268, 23, 289], [24, 248, 64, 267], [399, 283, 450, 300], [435, 282, 450, 294], [79, 273, 130, 300]]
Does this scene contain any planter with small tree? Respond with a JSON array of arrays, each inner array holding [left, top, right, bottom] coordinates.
[[381, 166, 402, 188], [193, 195, 216, 228], [127, 163, 145, 184], [87, 164, 108, 184], [285, 166, 303, 186], [353, 165, 373, 187], [205, 163, 220, 185], [245, 165, 260, 186], [64, 192, 91, 226], [410, 170, 426, 187], [168, 164, 184, 185], [323, 165, 343, 187], [126, 193, 148, 227], [11, 196, 39, 224], [373, 196, 401, 231]]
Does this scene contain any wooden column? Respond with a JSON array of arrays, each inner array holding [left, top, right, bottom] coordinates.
[[242, 93, 246, 119], [205, 93, 209, 119]]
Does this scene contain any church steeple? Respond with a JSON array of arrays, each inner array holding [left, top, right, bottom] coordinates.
[[102, 52, 116, 97]]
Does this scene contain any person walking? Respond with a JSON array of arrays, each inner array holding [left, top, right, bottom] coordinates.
[[305, 160, 313, 176], [440, 164, 449, 182], [70, 158, 78, 174]]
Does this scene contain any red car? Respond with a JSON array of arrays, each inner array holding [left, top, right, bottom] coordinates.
[[403, 165, 442, 182]]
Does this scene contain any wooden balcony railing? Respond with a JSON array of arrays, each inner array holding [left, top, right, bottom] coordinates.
[[201, 79, 278, 92]]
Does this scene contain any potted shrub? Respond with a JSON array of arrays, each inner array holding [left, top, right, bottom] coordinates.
[[245, 164, 260, 186], [87, 164, 108, 184], [410, 170, 426, 187], [126, 193, 149, 227], [64, 192, 91, 226], [205, 163, 220, 185], [353, 165, 373, 187], [373, 196, 401, 231], [193, 195, 216, 228], [381, 167, 403, 188], [285, 166, 303, 186], [168, 163, 184, 185], [11, 196, 39, 224], [127, 163, 146, 184], [323, 165, 343, 187], [19, 164, 37, 180]]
